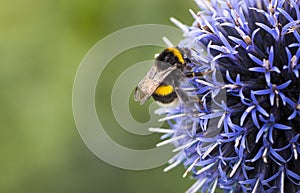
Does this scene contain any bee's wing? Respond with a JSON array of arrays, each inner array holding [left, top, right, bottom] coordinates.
[[134, 65, 177, 105]]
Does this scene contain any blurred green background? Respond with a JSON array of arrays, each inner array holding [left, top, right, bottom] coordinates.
[[0, 0, 198, 192]]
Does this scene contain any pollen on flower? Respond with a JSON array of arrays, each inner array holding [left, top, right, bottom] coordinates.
[[149, 0, 300, 192]]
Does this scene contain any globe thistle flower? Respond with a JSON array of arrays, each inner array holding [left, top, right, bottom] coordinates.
[[150, 0, 300, 192]]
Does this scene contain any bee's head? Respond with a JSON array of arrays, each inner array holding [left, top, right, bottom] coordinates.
[[155, 47, 190, 70]]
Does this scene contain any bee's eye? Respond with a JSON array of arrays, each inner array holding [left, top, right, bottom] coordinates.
[[185, 58, 191, 63]]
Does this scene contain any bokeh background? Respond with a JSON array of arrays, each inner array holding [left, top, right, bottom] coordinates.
[[0, 0, 199, 192]]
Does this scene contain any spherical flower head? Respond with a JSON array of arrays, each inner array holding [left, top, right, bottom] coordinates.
[[153, 0, 300, 192]]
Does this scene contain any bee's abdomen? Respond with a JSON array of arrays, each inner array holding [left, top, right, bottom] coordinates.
[[154, 85, 174, 96], [152, 85, 177, 104]]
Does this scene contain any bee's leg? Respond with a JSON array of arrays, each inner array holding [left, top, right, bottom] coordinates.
[[184, 69, 213, 78]]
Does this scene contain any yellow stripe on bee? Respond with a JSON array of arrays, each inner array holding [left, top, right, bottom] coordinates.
[[154, 85, 174, 96], [167, 47, 185, 64]]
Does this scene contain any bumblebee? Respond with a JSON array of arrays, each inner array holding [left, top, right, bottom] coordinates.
[[134, 47, 209, 107]]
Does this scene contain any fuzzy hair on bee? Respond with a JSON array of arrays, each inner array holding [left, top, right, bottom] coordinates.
[[134, 47, 210, 107]]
